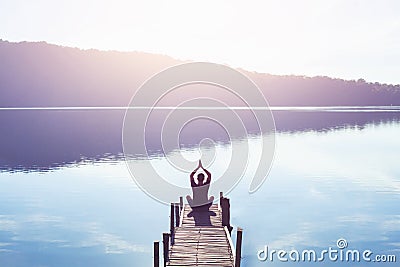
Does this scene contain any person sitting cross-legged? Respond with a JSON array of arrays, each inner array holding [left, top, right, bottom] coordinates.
[[186, 160, 214, 210]]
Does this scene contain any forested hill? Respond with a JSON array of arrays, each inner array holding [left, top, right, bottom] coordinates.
[[1, 40, 400, 107]]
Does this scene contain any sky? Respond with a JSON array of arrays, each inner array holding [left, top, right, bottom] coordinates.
[[1, 0, 399, 84]]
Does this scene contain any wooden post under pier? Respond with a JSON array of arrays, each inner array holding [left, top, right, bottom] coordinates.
[[162, 233, 169, 267], [220, 192, 233, 234], [235, 228, 243, 267], [169, 203, 174, 245], [174, 204, 180, 227], [153, 241, 159, 267], [179, 197, 183, 212]]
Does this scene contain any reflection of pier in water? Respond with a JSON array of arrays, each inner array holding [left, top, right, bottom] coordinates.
[[155, 193, 242, 267]]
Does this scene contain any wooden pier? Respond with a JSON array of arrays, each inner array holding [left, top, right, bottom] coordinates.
[[154, 193, 242, 267]]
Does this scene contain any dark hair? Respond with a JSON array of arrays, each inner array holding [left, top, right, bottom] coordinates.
[[197, 173, 205, 180]]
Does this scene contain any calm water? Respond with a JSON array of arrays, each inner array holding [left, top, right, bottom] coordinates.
[[0, 108, 399, 266]]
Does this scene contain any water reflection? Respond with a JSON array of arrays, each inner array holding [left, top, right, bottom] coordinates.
[[0, 111, 399, 266], [234, 122, 400, 266], [1, 108, 400, 172]]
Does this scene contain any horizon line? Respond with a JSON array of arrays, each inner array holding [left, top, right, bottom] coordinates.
[[1, 106, 400, 112]]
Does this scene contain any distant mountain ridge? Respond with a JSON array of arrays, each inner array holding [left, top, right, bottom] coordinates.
[[1, 39, 400, 107]]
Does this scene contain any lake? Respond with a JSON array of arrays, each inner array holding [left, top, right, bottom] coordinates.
[[0, 108, 399, 266]]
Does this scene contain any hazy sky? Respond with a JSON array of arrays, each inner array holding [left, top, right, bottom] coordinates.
[[1, 0, 399, 84]]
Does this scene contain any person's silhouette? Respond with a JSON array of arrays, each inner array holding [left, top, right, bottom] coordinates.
[[186, 160, 214, 209]]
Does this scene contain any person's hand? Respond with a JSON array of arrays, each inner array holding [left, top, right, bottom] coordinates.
[[199, 159, 203, 168]]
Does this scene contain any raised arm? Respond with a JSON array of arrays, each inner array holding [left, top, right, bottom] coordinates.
[[203, 168, 211, 185], [190, 170, 197, 187], [190, 161, 202, 187]]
